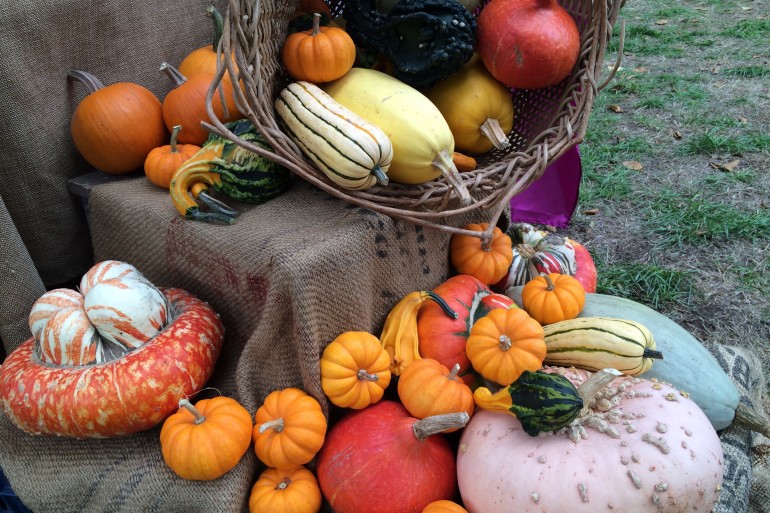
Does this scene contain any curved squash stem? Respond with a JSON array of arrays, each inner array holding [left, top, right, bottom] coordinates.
[[412, 412, 470, 441], [67, 70, 105, 92], [479, 118, 510, 150], [196, 190, 239, 218], [432, 149, 472, 206], [372, 166, 389, 187], [169, 125, 182, 153], [169, 162, 237, 224], [733, 403, 770, 438], [576, 368, 622, 417], [258, 418, 285, 434], [160, 62, 187, 87], [424, 291, 459, 319], [178, 398, 206, 425], [357, 369, 379, 382], [206, 5, 224, 52], [543, 274, 555, 291]]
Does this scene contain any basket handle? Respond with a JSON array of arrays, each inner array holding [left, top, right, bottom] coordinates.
[[597, 18, 625, 92]]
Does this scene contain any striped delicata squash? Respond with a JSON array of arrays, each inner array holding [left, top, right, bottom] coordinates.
[[170, 119, 291, 223], [275, 80, 393, 190]]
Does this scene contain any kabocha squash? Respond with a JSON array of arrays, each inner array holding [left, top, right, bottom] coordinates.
[[322, 68, 472, 203], [521, 273, 585, 325], [275, 81, 392, 190], [144, 125, 201, 189], [316, 401, 469, 513], [160, 396, 252, 481], [169, 119, 291, 223], [458, 367, 725, 513], [320, 331, 391, 409], [397, 358, 474, 430], [380, 290, 458, 376], [476, 0, 580, 90], [249, 466, 322, 513], [253, 388, 327, 469], [425, 54, 514, 154], [449, 222, 513, 285], [160, 62, 241, 145], [472, 369, 585, 436], [345, 0, 477, 90], [465, 307, 546, 386], [0, 287, 224, 438], [282, 13, 356, 83], [542, 316, 663, 376], [68, 70, 167, 174]]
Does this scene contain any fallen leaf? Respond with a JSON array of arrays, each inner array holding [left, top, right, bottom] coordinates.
[[709, 160, 741, 172], [672, 130, 683, 140], [738, 116, 748, 123], [623, 161, 644, 171], [633, 67, 650, 73], [711, 67, 720, 75], [741, 6, 753, 11], [608, 104, 624, 113], [582, 209, 600, 216], [655, 19, 668, 25]]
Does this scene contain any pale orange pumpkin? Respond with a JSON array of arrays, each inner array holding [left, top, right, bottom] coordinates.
[[465, 307, 546, 386], [449, 222, 513, 285], [397, 358, 474, 431], [249, 466, 322, 513], [521, 272, 586, 325], [282, 13, 356, 83], [144, 125, 202, 189], [159, 396, 252, 481], [253, 388, 327, 469]]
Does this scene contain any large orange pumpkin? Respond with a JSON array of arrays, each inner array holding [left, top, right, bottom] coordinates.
[[68, 70, 167, 174], [282, 13, 356, 83]]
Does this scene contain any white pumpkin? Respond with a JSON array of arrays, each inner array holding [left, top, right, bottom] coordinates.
[[79, 260, 146, 297], [84, 277, 169, 349], [457, 367, 724, 513], [28, 288, 85, 342], [38, 306, 102, 366]]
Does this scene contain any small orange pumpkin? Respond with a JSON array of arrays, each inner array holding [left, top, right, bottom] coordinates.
[[320, 331, 392, 409], [465, 307, 546, 386], [253, 388, 327, 469], [282, 13, 356, 83], [159, 62, 241, 145], [144, 125, 202, 189], [178, 5, 237, 79], [450, 222, 513, 285], [422, 500, 469, 513], [397, 358, 474, 431], [249, 466, 322, 513], [159, 396, 252, 481], [521, 273, 586, 325]]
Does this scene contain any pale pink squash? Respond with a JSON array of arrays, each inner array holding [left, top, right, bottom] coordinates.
[[84, 276, 169, 349], [38, 305, 101, 366], [28, 288, 85, 342], [79, 260, 145, 296]]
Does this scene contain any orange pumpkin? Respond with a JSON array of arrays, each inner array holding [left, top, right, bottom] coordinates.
[[249, 466, 322, 513], [178, 5, 237, 79], [465, 307, 546, 386], [449, 223, 513, 285], [253, 388, 327, 469], [68, 70, 167, 175], [320, 331, 392, 409], [159, 396, 252, 481], [159, 62, 241, 145], [422, 500, 469, 513], [282, 13, 356, 83], [521, 273, 586, 325], [144, 125, 202, 189], [397, 358, 474, 431]]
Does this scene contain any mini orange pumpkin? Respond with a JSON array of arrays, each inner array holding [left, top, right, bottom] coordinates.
[[422, 500, 469, 513], [282, 13, 356, 83], [320, 331, 392, 409], [178, 5, 237, 79], [450, 222, 513, 285], [521, 273, 586, 325], [159, 396, 252, 481], [253, 388, 327, 469], [144, 125, 202, 189], [397, 358, 474, 431], [465, 307, 546, 386], [249, 466, 322, 513]]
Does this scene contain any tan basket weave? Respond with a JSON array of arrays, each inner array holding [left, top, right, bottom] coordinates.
[[203, 0, 624, 244]]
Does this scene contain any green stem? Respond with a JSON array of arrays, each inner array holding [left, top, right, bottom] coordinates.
[[206, 5, 224, 51], [197, 191, 239, 217], [372, 166, 389, 186], [426, 291, 459, 319], [187, 207, 237, 225], [169, 125, 182, 153], [643, 348, 664, 360]]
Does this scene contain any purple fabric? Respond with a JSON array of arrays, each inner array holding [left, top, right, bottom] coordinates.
[[509, 145, 582, 227]]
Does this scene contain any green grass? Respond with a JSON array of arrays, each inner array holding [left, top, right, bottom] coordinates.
[[721, 66, 770, 78], [595, 259, 695, 309], [720, 19, 770, 40], [682, 130, 770, 155]]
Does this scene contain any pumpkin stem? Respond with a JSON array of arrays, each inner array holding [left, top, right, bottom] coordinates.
[[543, 274, 555, 291], [372, 166, 389, 187], [258, 418, 285, 434], [515, 243, 537, 260], [160, 62, 187, 87], [311, 12, 322, 36], [206, 5, 224, 51], [479, 118, 511, 150], [576, 368, 622, 416], [431, 149, 472, 206], [357, 369, 379, 382], [169, 125, 182, 153], [425, 291, 458, 319], [732, 403, 770, 438], [178, 398, 206, 425], [498, 334, 512, 351], [413, 411, 470, 441], [643, 348, 664, 360], [275, 477, 291, 491], [447, 363, 461, 381], [67, 70, 105, 93]]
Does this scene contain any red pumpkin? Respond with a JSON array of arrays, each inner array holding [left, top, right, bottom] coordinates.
[[476, 0, 581, 90], [417, 275, 514, 383], [569, 240, 598, 293], [0, 288, 224, 438], [316, 401, 465, 513]]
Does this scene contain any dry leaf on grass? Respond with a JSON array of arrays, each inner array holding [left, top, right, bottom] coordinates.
[[655, 19, 668, 25], [709, 160, 741, 172], [608, 105, 624, 113], [623, 161, 644, 170], [581, 209, 601, 215]]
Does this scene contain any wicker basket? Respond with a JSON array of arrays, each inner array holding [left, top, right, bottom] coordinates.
[[203, 0, 624, 243]]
